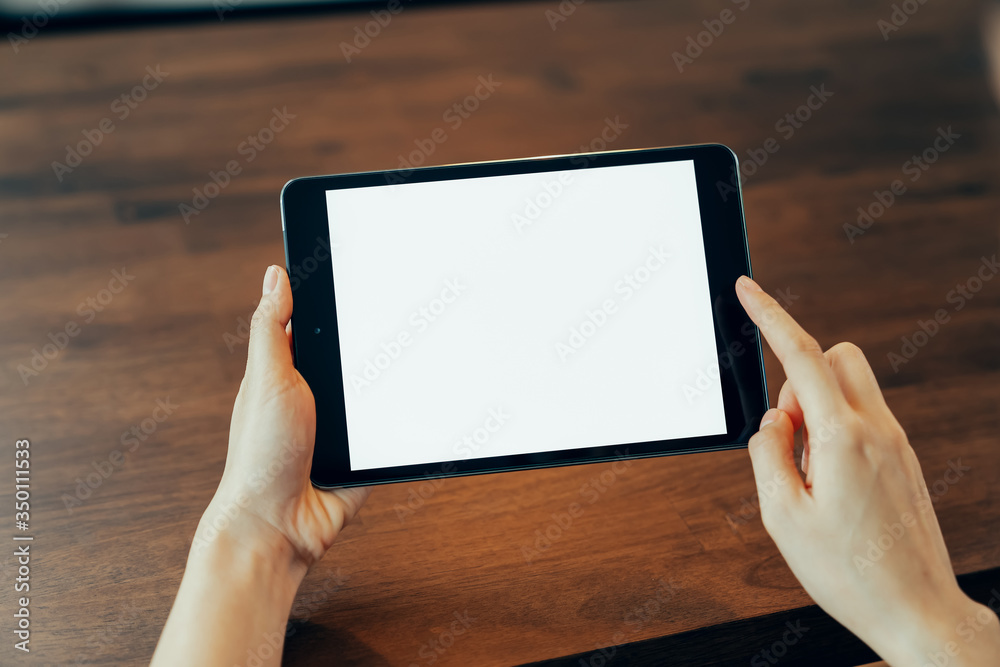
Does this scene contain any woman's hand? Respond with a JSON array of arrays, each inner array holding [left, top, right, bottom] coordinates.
[[736, 275, 1000, 666], [153, 266, 369, 667], [198, 264, 369, 574]]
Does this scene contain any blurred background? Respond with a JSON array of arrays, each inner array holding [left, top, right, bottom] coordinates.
[[0, 0, 359, 22], [2, 0, 999, 665]]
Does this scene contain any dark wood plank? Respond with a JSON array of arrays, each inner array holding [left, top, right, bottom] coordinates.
[[524, 568, 1000, 667], [0, 0, 998, 664]]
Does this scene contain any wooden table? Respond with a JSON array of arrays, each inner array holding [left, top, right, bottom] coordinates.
[[1, 0, 998, 664]]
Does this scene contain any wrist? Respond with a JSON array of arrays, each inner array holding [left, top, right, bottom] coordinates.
[[882, 588, 1000, 667], [192, 494, 309, 590], [154, 500, 307, 667]]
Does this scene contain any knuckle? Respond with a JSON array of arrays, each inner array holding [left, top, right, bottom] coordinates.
[[828, 340, 861, 358], [838, 413, 902, 457], [841, 413, 866, 443], [879, 418, 910, 449], [792, 332, 824, 357], [829, 341, 871, 368]]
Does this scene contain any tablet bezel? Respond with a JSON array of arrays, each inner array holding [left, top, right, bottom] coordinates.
[[281, 144, 768, 489]]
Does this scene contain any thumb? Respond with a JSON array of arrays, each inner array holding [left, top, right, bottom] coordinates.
[[747, 409, 803, 515], [247, 265, 294, 377]]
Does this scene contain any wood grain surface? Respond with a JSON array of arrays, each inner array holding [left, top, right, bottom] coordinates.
[[1, 0, 999, 664]]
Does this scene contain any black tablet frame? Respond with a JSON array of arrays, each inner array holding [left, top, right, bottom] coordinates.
[[281, 144, 768, 489]]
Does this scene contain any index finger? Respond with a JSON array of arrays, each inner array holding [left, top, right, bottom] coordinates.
[[736, 276, 849, 421]]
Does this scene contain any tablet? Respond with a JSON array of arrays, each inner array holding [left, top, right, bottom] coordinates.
[[281, 144, 768, 488]]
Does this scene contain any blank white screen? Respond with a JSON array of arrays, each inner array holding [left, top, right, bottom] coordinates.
[[326, 159, 726, 471]]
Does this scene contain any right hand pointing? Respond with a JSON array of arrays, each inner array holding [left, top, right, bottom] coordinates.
[[735, 275, 1000, 666]]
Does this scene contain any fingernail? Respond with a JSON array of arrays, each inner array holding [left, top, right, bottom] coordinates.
[[738, 275, 762, 292], [760, 408, 779, 428], [262, 265, 278, 295]]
